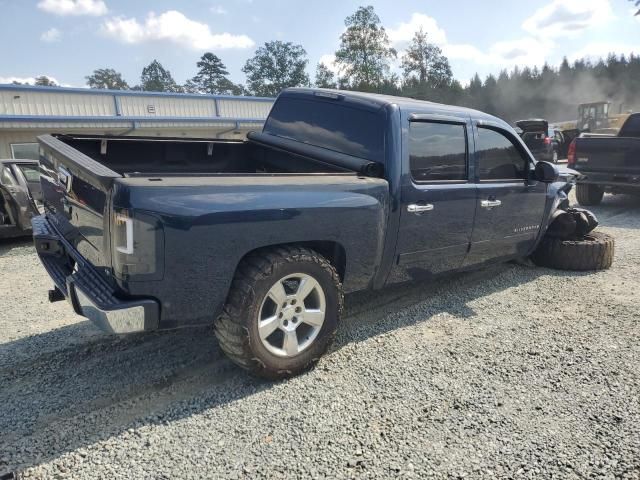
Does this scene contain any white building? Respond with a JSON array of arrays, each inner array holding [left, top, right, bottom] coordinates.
[[0, 84, 274, 160]]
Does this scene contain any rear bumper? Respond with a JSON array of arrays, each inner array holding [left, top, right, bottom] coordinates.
[[32, 215, 159, 334], [576, 171, 640, 188]]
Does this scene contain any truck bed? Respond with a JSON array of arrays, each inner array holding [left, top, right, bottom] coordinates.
[[574, 136, 640, 176], [37, 132, 390, 328], [55, 134, 348, 176]]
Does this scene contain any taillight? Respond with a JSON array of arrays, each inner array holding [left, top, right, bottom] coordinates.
[[111, 209, 163, 280], [114, 212, 134, 254], [544, 136, 552, 145], [567, 139, 577, 167]]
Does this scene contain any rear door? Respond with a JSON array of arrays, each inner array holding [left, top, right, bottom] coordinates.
[[389, 115, 477, 283], [464, 123, 547, 266]]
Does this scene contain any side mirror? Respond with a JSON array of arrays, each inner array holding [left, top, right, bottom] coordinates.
[[534, 161, 559, 183]]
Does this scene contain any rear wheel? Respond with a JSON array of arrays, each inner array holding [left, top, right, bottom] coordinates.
[[576, 184, 604, 206], [531, 231, 614, 271], [214, 246, 343, 379]]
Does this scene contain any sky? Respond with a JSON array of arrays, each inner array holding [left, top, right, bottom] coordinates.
[[0, 0, 638, 89]]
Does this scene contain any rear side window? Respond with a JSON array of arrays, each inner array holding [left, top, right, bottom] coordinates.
[[476, 127, 528, 180], [264, 97, 385, 162], [409, 121, 467, 182]]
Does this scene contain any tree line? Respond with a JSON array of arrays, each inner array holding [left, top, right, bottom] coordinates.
[[17, 5, 640, 123]]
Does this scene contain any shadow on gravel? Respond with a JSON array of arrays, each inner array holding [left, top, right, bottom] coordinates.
[[579, 194, 640, 230], [0, 261, 597, 475], [0, 237, 33, 257]]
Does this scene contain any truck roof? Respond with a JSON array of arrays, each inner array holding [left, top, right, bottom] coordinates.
[[283, 88, 511, 129]]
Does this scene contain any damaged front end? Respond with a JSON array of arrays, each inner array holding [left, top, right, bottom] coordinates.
[[546, 207, 599, 240], [545, 165, 599, 240]]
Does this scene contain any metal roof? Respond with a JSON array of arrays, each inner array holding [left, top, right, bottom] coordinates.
[[0, 84, 273, 101], [0, 84, 275, 129]]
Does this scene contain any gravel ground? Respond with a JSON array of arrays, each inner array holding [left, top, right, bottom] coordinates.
[[1, 193, 639, 480]]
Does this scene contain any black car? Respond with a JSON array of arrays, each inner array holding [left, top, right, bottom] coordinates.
[[516, 119, 555, 162], [516, 120, 579, 163], [0, 159, 42, 238]]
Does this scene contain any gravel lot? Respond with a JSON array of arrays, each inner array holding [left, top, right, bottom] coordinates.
[[1, 193, 639, 480]]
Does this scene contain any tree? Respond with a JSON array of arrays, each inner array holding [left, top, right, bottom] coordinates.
[[139, 60, 182, 92], [315, 63, 337, 89], [189, 52, 243, 95], [334, 5, 396, 90], [85, 68, 129, 90], [242, 41, 309, 97], [630, 0, 639, 16], [34, 76, 57, 86], [401, 28, 452, 87]]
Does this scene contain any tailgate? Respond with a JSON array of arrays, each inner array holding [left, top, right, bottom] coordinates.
[[574, 137, 640, 175], [38, 134, 121, 268]]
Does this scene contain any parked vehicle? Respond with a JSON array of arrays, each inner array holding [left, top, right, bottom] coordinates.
[[516, 119, 557, 163], [570, 112, 640, 205], [0, 159, 42, 238], [32, 88, 612, 378], [550, 125, 580, 161]]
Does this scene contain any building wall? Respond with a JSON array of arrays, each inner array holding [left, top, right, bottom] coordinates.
[[0, 85, 275, 160], [0, 125, 260, 160]]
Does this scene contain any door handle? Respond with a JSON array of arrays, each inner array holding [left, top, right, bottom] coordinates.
[[407, 203, 434, 213], [481, 199, 502, 208]]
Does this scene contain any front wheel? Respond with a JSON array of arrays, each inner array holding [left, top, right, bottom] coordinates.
[[214, 246, 343, 379]]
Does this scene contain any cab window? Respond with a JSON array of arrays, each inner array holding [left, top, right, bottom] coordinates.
[[409, 121, 467, 182], [476, 127, 529, 181]]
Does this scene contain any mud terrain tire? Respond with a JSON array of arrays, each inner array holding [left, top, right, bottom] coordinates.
[[531, 231, 614, 271], [214, 246, 343, 380]]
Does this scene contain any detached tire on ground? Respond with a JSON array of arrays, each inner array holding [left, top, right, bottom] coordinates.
[[214, 246, 343, 379], [576, 183, 605, 206], [531, 231, 614, 271]]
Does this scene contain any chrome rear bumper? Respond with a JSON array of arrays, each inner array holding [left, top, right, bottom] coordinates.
[[32, 215, 159, 334]]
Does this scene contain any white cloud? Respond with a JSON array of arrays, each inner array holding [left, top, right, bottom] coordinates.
[[387, 13, 447, 46], [318, 54, 339, 74], [488, 37, 552, 66], [523, 0, 613, 38], [37, 0, 107, 16], [442, 44, 487, 62], [210, 5, 228, 15], [40, 27, 61, 43], [101, 10, 254, 50]]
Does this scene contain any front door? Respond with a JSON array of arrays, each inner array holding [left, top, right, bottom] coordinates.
[[464, 123, 547, 266], [389, 116, 477, 284]]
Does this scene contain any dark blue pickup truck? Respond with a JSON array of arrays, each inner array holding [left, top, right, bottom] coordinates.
[[569, 113, 640, 206], [32, 88, 611, 378]]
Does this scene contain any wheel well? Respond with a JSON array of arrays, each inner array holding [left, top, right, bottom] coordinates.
[[239, 241, 347, 282]]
